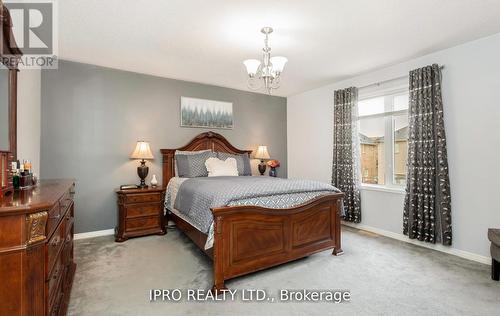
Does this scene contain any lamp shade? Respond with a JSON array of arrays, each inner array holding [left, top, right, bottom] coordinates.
[[130, 141, 154, 160], [243, 59, 261, 76], [270, 56, 288, 73], [255, 145, 270, 160]]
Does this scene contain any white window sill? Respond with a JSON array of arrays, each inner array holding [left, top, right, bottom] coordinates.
[[360, 184, 405, 194]]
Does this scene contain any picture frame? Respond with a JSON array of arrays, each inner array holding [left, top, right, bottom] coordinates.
[[180, 97, 233, 129]]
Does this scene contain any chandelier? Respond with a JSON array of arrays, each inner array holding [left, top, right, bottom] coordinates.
[[243, 27, 288, 94]]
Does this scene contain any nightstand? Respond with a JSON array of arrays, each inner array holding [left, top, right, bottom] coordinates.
[[115, 186, 166, 242]]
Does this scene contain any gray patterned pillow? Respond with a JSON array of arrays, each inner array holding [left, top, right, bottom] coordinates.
[[216, 152, 251, 176], [174, 149, 211, 176], [175, 151, 216, 178]]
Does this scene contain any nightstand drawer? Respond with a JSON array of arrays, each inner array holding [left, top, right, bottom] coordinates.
[[125, 216, 160, 231], [125, 193, 162, 204], [125, 203, 160, 218]]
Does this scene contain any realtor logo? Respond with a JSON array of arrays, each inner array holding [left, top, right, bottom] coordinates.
[[3, 0, 57, 68]]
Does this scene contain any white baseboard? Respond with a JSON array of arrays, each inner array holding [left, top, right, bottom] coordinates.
[[342, 222, 491, 265], [74, 229, 114, 240]]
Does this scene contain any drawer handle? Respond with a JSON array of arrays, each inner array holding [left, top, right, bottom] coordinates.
[[66, 235, 72, 243], [50, 214, 61, 220], [50, 236, 60, 247], [52, 269, 58, 280], [60, 198, 72, 208], [52, 305, 60, 316]]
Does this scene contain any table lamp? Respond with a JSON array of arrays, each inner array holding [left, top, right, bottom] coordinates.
[[130, 141, 154, 188], [255, 145, 270, 175]]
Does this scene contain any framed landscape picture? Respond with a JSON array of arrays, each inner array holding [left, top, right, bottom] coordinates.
[[180, 97, 233, 129]]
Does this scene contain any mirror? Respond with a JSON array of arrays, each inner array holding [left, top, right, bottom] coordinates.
[[0, 3, 20, 198], [0, 64, 8, 152]]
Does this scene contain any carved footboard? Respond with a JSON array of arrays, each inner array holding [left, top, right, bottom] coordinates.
[[211, 193, 344, 291]]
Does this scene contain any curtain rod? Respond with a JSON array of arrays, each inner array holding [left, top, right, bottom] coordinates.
[[359, 65, 444, 90]]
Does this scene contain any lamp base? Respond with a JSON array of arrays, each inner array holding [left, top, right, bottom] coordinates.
[[258, 160, 267, 176], [137, 160, 149, 188]]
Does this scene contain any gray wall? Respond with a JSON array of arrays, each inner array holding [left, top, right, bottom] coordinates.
[[41, 60, 287, 234]]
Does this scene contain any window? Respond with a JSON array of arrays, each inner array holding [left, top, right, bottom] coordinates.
[[358, 91, 409, 187]]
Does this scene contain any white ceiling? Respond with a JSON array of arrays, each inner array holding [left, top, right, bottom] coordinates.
[[59, 0, 500, 97]]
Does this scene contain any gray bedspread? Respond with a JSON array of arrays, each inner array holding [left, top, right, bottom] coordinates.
[[173, 176, 340, 233]]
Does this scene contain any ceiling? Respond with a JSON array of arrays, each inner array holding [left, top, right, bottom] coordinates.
[[59, 0, 500, 97]]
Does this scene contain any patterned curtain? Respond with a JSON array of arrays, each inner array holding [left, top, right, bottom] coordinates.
[[332, 87, 362, 223], [403, 64, 452, 246]]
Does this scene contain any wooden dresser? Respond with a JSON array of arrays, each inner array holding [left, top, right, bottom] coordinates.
[[0, 180, 76, 316], [115, 186, 166, 242]]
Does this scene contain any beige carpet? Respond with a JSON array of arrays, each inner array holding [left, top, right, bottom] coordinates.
[[68, 226, 500, 316]]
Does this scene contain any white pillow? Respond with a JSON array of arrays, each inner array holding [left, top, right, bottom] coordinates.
[[205, 157, 238, 177]]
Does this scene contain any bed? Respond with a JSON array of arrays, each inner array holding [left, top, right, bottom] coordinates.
[[161, 132, 344, 292]]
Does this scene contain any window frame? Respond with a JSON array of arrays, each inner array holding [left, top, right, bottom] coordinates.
[[358, 86, 408, 191]]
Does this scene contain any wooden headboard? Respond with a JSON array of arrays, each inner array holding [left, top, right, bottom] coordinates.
[[160, 132, 252, 187]]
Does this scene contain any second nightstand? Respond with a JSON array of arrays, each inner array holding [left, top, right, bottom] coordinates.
[[115, 186, 166, 242]]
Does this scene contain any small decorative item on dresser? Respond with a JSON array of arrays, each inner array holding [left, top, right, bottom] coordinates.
[[130, 141, 154, 188], [151, 174, 158, 187], [267, 159, 280, 177], [115, 186, 166, 242], [255, 145, 270, 175]]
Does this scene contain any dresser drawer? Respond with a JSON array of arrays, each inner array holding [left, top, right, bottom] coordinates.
[[62, 227, 74, 266], [64, 204, 74, 236], [125, 202, 160, 218], [126, 216, 160, 231], [47, 253, 63, 306], [46, 203, 61, 237], [124, 193, 162, 204], [47, 219, 65, 276], [59, 190, 73, 213], [48, 281, 63, 316]]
